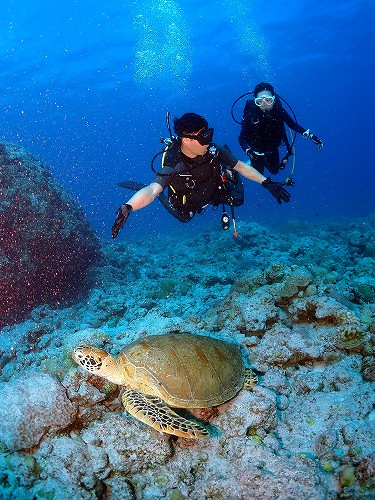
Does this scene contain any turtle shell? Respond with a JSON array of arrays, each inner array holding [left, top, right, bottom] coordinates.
[[118, 333, 245, 408]]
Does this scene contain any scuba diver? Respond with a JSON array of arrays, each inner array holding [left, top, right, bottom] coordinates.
[[111, 112, 291, 239], [238, 82, 324, 176]]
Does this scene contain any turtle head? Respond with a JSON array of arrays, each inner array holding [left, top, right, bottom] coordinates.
[[72, 345, 115, 378]]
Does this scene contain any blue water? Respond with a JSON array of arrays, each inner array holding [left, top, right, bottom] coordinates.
[[1, 0, 374, 240]]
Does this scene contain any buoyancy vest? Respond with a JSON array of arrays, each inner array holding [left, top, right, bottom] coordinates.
[[242, 98, 290, 152], [158, 142, 243, 212]]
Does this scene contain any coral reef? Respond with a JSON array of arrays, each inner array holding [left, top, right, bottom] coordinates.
[[0, 216, 374, 498], [0, 143, 101, 327]]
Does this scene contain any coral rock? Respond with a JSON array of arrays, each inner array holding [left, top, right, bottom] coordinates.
[[0, 143, 101, 327], [0, 372, 77, 451]]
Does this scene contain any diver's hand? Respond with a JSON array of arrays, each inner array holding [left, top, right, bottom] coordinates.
[[111, 204, 133, 238], [303, 129, 324, 150], [311, 134, 324, 149], [262, 177, 291, 205]]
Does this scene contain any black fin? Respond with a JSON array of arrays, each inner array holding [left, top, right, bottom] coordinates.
[[117, 181, 147, 191]]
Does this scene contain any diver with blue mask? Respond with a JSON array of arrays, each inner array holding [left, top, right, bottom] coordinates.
[[238, 82, 324, 176], [112, 112, 291, 238]]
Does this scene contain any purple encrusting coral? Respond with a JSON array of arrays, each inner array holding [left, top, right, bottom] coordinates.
[[0, 211, 374, 499], [0, 143, 101, 326]]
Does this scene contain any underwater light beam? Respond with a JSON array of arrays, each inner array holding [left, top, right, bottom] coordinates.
[[220, 0, 271, 81], [131, 0, 192, 92]]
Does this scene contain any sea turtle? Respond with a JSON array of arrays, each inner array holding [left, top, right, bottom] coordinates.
[[72, 333, 257, 438]]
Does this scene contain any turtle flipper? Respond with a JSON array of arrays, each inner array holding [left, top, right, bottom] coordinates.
[[243, 368, 258, 390], [122, 390, 209, 439]]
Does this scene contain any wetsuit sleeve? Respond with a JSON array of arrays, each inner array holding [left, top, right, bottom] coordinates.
[[216, 144, 239, 169], [152, 143, 180, 189], [280, 108, 306, 134], [153, 167, 175, 190]]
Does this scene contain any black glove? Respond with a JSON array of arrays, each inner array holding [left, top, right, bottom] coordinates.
[[311, 134, 324, 150], [303, 129, 324, 150], [111, 204, 133, 238], [262, 177, 291, 205]]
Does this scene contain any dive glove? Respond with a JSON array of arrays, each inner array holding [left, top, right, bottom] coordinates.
[[303, 129, 324, 150], [111, 204, 133, 238], [262, 177, 291, 205]]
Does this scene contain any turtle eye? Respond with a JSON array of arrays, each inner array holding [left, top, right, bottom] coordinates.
[[83, 355, 102, 371], [73, 346, 106, 372], [74, 351, 102, 371]]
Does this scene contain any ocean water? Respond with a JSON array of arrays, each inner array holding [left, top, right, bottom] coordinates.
[[1, 0, 373, 240], [1, 3, 375, 497]]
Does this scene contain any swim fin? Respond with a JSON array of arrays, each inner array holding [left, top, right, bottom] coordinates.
[[117, 180, 147, 191]]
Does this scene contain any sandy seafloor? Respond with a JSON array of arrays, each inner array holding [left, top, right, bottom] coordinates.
[[0, 215, 374, 499]]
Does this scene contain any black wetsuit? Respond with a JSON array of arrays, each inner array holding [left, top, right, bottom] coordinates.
[[238, 98, 306, 175], [153, 141, 239, 222]]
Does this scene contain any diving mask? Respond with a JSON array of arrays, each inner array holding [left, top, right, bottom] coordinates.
[[254, 95, 275, 107], [182, 127, 214, 145]]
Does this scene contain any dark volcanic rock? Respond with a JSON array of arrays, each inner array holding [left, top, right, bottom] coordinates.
[[0, 143, 101, 326]]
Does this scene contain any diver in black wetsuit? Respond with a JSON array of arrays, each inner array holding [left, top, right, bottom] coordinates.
[[112, 112, 291, 238], [239, 82, 324, 175]]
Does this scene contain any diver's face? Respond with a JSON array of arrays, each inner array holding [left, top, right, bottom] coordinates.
[[181, 136, 210, 157], [255, 90, 275, 112]]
